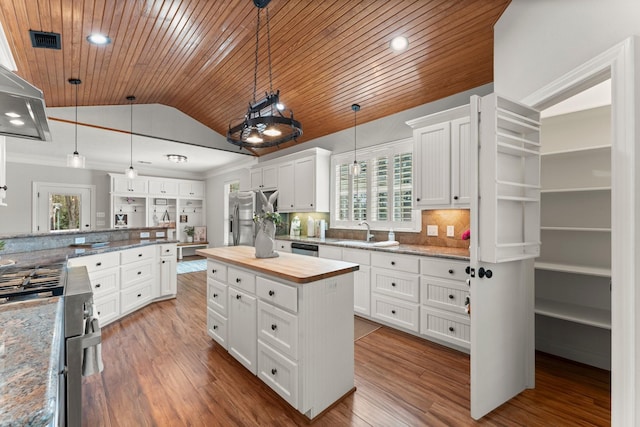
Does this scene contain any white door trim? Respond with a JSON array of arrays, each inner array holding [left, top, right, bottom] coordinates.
[[522, 36, 637, 426], [32, 181, 97, 233]]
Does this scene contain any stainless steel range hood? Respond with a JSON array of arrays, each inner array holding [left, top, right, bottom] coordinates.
[[0, 65, 52, 141]]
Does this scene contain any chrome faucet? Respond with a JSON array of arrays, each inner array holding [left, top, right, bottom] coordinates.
[[358, 221, 374, 242]]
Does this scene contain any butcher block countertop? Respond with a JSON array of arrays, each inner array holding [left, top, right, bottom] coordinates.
[[196, 245, 359, 284]]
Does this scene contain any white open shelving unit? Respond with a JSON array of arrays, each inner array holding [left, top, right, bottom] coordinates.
[[534, 112, 611, 369]]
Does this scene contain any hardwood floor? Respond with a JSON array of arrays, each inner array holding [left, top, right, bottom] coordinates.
[[82, 271, 610, 426]]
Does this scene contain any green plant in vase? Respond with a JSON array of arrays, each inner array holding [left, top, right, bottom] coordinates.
[[184, 226, 195, 242]]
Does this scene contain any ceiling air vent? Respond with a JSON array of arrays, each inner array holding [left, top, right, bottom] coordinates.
[[29, 30, 61, 49]]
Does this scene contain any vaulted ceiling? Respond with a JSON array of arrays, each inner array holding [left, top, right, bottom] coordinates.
[[0, 0, 510, 156]]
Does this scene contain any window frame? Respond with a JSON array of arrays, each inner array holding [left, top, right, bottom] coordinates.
[[330, 138, 421, 232]]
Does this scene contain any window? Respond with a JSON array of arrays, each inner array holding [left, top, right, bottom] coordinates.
[[331, 138, 420, 231]]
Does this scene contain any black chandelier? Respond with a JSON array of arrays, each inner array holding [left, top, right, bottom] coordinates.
[[227, 0, 302, 149]]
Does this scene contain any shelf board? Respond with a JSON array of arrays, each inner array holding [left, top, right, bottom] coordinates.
[[540, 226, 611, 232], [535, 261, 611, 277], [540, 144, 611, 157], [535, 298, 611, 329], [541, 186, 611, 193]]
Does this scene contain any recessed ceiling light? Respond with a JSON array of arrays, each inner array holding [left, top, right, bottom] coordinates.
[[9, 119, 24, 126], [5, 112, 20, 118], [167, 154, 188, 163], [86, 33, 111, 45], [390, 36, 409, 52]]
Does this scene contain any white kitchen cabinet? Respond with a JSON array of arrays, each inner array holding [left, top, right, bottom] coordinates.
[[293, 155, 330, 212], [158, 244, 177, 297], [207, 259, 229, 349], [407, 105, 470, 209], [228, 286, 258, 374], [251, 165, 278, 191], [277, 161, 294, 210], [120, 246, 156, 313], [0, 137, 7, 206], [149, 179, 179, 196], [343, 248, 371, 316], [274, 239, 292, 253], [179, 180, 205, 198], [113, 175, 148, 194]]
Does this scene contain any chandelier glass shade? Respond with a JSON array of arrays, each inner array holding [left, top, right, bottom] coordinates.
[[66, 78, 85, 168], [125, 95, 138, 179], [226, 0, 302, 149]]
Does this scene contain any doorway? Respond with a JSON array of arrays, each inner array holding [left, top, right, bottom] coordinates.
[[32, 182, 95, 233]]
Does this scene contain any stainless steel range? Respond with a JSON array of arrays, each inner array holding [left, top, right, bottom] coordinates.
[[0, 262, 101, 427]]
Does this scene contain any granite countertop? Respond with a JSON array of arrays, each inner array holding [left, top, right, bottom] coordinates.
[[0, 297, 63, 427], [1, 238, 178, 269], [275, 236, 470, 260], [0, 238, 176, 426], [197, 245, 359, 284]]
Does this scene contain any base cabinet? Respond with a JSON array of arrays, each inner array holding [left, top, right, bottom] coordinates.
[[228, 287, 258, 374]]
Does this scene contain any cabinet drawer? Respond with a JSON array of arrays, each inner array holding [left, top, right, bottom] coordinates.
[[342, 248, 370, 265], [318, 245, 342, 261], [207, 307, 228, 349], [420, 257, 468, 281], [94, 293, 120, 326], [420, 307, 470, 349], [208, 279, 228, 316], [121, 260, 155, 288], [371, 294, 419, 332], [256, 276, 298, 313], [207, 260, 227, 283], [89, 268, 119, 298], [120, 245, 155, 265], [68, 251, 120, 273], [158, 244, 176, 257], [228, 267, 256, 294], [371, 252, 419, 274], [371, 268, 419, 302], [257, 341, 299, 409], [420, 277, 469, 315], [120, 280, 153, 314], [274, 240, 292, 253], [258, 300, 299, 360]]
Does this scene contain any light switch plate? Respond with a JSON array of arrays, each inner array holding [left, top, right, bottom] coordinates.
[[156, 231, 166, 238], [427, 225, 438, 236], [74, 237, 86, 244], [447, 225, 454, 237], [140, 232, 150, 238]]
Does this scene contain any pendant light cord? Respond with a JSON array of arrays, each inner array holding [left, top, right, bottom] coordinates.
[[129, 97, 134, 168], [253, 7, 260, 104], [74, 82, 78, 152]]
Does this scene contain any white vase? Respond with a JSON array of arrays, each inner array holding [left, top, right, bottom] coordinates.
[[187, 236, 193, 243], [255, 220, 279, 258]]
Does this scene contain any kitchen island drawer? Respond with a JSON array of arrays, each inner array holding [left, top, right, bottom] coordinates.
[[207, 307, 228, 349], [420, 277, 469, 315], [371, 268, 419, 302], [207, 279, 228, 316], [68, 251, 119, 273], [256, 276, 298, 313], [420, 257, 468, 281], [258, 300, 299, 360], [371, 252, 419, 274], [120, 245, 155, 265], [207, 260, 227, 282], [371, 294, 419, 332], [257, 340, 299, 409], [228, 267, 256, 294], [420, 307, 470, 349]]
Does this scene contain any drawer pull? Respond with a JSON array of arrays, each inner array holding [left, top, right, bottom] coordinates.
[[268, 290, 275, 296], [391, 282, 396, 287], [165, 249, 170, 253], [465, 266, 471, 274], [138, 253, 143, 257], [97, 311, 101, 315], [162, 260, 166, 264], [448, 294, 454, 299], [449, 326, 455, 332], [271, 368, 277, 375], [271, 324, 277, 331], [391, 310, 396, 315], [96, 262, 102, 266], [213, 293, 218, 298], [137, 271, 142, 275], [391, 261, 396, 266], [212, 269, 217, 274], [448, 269, 454, 274], [137, 293, 142, 298], [96, 284, 101, 288], [236, 294, 242, 300], [236, 278, 241, 283], [213, 325, 218, 330]]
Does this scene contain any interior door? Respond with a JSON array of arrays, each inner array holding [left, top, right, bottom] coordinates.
[[35, 183, 93, 233], [469, 94, 540, 419]]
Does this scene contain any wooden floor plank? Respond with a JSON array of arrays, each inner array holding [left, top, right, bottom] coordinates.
[[82, 270, 611, 426]]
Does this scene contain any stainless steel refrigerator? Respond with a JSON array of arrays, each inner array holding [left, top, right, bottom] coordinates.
[[229, 191, 255, 245]]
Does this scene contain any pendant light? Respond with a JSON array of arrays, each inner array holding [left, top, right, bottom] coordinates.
[[125, 95, 137, 179], [349, 103, 361, 176], [66, 78, 85, 168]]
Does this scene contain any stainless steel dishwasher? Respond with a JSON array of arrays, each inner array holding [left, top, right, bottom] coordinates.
[[290, 242, 319, 257]]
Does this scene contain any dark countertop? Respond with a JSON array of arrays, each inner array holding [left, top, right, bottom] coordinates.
[[0, 238, 176, 426], [274, 235, 470, 261]]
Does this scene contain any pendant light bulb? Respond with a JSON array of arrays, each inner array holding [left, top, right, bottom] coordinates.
[[67, 78, 85, 168], [246, 127, 263, 143], [125, 95, 138, 178], [350, 103, 361, 176]]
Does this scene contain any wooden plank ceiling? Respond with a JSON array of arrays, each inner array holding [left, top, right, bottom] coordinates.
[[0, 0, 510, 156]]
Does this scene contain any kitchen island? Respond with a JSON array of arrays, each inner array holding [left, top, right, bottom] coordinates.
[[196, 245, 359, 420]]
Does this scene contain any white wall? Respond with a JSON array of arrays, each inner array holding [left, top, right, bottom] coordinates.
[[494, 0, 640, 99]]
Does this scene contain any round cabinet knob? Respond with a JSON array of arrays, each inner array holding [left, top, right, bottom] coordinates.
[[268, 290, 275, 296], [213, 325, 218, 330], [137, 293, 142, 298], [448, 269, 454, 274], [162, 260, 166, 264], [271, 368, 277, 375], [236, 278, 241, 283], [137, 271, 142, 275], [416, 197, 421, 202], [453, 195, 459, 200], [97, 311, 101, 316], [212, 269, 217, 274], [448, 326, 455, 332], [448, 294, 454, 299], [391, 282, 396, 287], [391, 261, 396, 266], [391, 310, 396, 315], [213, 293, 218, 298], [236, 294, 242, 300], [465, 266, 471, 274], [138, 253, 143, 257], [271, 324, 277, 331], [96, 262, 102, 266], [96, 284, 101, 288], [0, 185, 7, 191]]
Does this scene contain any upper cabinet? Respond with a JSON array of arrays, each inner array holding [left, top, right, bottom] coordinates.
[[179, 180, 205, 198], [277, 161, 294, 210], [149, 179, 179, 196], [250, 165, 278, 191], [113, 175, 148, 194], [407, 106, 470, 209]]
